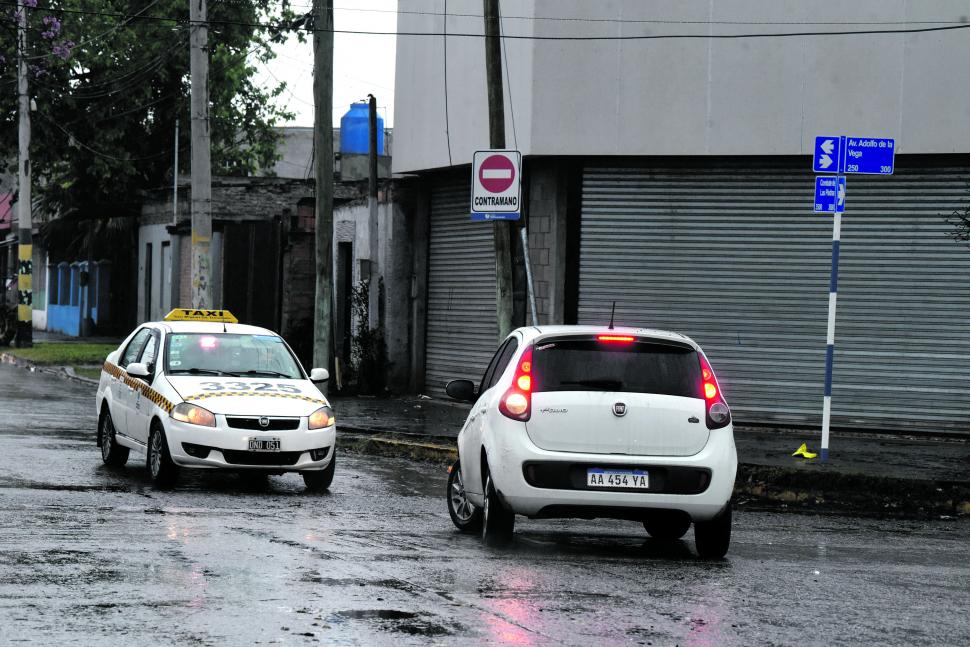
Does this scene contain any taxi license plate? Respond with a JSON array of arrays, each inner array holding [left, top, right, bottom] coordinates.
[[249, 438, 281, 452], [587, 468, 649, 489]]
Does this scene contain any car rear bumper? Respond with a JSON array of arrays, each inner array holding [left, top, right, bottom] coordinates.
[[165, 416, 336, 472], [484, 425, 736, 522]]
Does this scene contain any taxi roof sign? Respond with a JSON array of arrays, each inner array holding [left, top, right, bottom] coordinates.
[[163, 308, 238, 324]]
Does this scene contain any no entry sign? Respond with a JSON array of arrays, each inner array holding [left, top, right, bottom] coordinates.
[[471, 150, 521, 221]]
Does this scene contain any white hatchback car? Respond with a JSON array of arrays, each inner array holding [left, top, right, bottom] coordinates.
[[95, 309, 336, 490], [445, 325, 737, 558]]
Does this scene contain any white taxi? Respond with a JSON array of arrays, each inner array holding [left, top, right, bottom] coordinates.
[[95, 309, 336, 490]]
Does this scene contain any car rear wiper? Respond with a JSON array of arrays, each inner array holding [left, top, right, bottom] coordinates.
[[233, 370, 294, 378], [168, 367, 229, 376], [559, 379, 624, 390]]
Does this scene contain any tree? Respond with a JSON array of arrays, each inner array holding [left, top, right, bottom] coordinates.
[[0, 0, 302, 251]]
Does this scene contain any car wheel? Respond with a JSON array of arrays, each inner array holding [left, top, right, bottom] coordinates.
[[147, 424, 179, 488], [694, 504, 732, 559], [447, 459, 483, 533], [303, 451, 336, 492], [482, 469, 514, 546], [642, 511, 691, 541], [98, 407, 129, 467]]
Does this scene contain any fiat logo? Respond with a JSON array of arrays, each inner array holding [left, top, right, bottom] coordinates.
[[258, 417, 270, 428], [612, 403, 627, 417]]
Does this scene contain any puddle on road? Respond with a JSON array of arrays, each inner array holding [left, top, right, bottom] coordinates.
[[329, 609, 457, 637]]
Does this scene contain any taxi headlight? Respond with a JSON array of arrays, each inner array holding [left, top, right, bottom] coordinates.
[[171, 402, 216, 427], [308, 406, 335, 430]]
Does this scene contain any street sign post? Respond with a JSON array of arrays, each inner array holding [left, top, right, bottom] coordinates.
[[811, 133, 895, 462], [471, 150, 521, 221], [814, 176, 846, 213]]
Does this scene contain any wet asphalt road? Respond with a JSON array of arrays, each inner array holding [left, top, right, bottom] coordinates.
[[2, 363, 970, 646]]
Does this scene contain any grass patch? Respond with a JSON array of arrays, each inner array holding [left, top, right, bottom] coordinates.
[[3, 342, 117, 366], [73, 366, 104, 381]]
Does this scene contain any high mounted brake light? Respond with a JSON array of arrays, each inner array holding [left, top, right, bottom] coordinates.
[[499, 346, 533, 421], [597, 335, 635, 343], [699, 353, 731, 429]]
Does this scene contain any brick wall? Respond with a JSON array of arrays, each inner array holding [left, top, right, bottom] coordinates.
[[526, 161, 566, 324]]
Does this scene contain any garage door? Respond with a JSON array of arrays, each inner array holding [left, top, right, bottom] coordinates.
[[577, 161, 970, 434], [425, 180, 499, 395]]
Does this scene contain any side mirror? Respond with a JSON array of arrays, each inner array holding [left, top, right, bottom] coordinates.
[[309, 368, 330, 383], [127, 362, 150, 378], [445, 379, 476, 402]]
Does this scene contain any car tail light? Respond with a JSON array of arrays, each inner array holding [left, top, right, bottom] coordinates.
[[699, 354, 731, 429], [597, 335, 635, 343], [499, 346, 534, 421]]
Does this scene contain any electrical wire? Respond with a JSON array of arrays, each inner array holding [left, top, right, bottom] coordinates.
[[499, 2, 516, 151], [442, 0, 452, 165], [4, 2, 970, 41]]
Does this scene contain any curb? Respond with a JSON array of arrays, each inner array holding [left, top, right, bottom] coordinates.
[[0, 352, 100, 386], [337, 427, 970, 519]]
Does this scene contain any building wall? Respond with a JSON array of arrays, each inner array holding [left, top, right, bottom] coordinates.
[[394, 0, 970, 173]]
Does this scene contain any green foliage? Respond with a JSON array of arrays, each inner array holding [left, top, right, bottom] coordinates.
[[349, 279, 388, 395], [0, 0, 302, 230], [4, 341, 117, 365]]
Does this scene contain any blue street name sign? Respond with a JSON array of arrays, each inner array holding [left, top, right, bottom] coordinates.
[[813, 136, 841, 173], [470, 212, 520, 221], [843, 137, 895, 175], [813, 135, 896, 175], [814, 176, 846, 213]]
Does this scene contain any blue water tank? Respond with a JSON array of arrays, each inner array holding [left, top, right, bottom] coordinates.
[[339, 102, 384, 155]]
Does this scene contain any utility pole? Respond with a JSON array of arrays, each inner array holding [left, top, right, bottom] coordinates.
[[189, 0, 212, 309], [483, 0, 514, 340], [312, 0, 335, 388], [15, 0, 32, 347], [367, 94, 379, 330]]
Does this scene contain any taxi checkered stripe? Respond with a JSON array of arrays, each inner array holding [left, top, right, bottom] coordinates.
[[103, 361, 175, 414], [183, 391, 327, 406]]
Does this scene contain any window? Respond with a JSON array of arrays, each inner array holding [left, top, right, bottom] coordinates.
[[478, 337, 519, 395], [164, 333, 303, 379], [120, 328, 152, 369], [531, 338, 702, 398], [139, 334, 159, 370]]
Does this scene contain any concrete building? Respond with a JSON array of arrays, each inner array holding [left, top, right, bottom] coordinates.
[[393, 0, 970, 434]]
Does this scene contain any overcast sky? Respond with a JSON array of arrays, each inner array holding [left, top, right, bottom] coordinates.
[[256, 1, 399, 128]]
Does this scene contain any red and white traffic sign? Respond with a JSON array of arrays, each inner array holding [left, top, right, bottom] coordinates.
[[471, 150, 521, 221]]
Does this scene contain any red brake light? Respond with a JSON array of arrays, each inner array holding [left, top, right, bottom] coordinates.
[[699, 354, 731, 430], [597, 335, 635, 343], [499, 346, 534, 421]]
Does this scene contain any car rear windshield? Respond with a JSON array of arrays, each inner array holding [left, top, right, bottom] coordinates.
[[164, 333, 303, 379], [531, 337, 701, 398]]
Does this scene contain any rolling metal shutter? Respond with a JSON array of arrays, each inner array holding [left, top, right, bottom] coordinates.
[[577, 161, 970, 434], [425, 180, 498, 395]]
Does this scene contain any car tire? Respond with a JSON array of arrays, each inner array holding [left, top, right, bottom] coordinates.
[[98, 407, 129, 467], [482, 469, 514, 546], [447, 459, 483, 533], [643, 511, 692, 541], [147, 424, 179, 488], [303, 451, 336, 492], [694, 504, 732, 559]]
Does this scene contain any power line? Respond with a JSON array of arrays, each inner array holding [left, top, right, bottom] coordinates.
[[4, 2, 970, 41]]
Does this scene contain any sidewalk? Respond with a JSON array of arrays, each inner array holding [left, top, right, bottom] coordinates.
[[332, 394, 970, 518]]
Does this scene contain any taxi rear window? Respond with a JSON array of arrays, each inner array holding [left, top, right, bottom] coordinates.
[[165, 333, 302, 379]]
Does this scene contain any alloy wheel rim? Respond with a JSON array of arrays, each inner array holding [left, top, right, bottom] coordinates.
[[150, 433, 161, 477], [101, 417, 111, 460], [483, 476, 491, 528], [450, 469, 474, 522]]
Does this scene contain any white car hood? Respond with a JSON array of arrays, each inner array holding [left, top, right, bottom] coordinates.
[[165, 376, 328, 417]]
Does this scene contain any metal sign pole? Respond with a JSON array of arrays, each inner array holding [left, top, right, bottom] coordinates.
[[821, 209, 842, 462]]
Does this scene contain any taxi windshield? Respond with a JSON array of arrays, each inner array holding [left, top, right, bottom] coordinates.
[[164, 333, 302, 379]]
